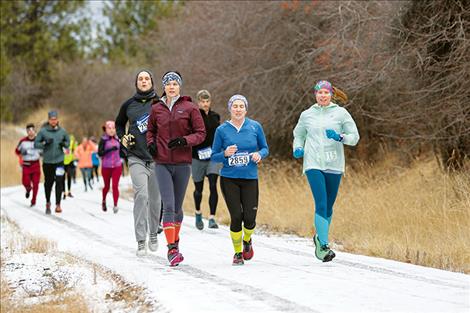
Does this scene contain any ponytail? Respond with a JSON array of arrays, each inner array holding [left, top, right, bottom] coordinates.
[[332, 86, 348, 105]]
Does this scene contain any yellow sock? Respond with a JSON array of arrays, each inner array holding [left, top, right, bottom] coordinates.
[[243, 225, 255, 243], [230, 230, 243, 253]]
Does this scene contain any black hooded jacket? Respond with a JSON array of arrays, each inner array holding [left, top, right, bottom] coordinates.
[[115, 70, 158, 161], [191, 109, 220, 160]]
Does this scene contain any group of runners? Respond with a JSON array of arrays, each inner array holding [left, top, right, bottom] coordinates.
[[15, 70, 359, 266]]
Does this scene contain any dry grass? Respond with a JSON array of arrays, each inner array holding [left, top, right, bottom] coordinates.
[[0, 124, 23, 187], [0, 282, 89, 313], [1, 215, 57, 256], [0, 215, 90, 313], [183, 156, 470, 273], [1, 108, 78, 187]]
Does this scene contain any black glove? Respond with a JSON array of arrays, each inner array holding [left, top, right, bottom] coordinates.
[[147, 142, 157, 156], [168, 137, 187, 149], [21, 149, 28, 156], [60, 138, 68, 148], [44, 138, 53, 145], [122, 134, 136, 149]]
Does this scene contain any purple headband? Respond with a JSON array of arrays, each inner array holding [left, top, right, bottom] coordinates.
[[314, 80, 333, 95], [227, 94, 248, 111]]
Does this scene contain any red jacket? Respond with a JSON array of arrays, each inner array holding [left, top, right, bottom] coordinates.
[[147, 96, 206, 164]]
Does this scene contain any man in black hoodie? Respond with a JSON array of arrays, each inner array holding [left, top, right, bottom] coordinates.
[[191, 90, 222, 230], [115, 70, 162, 256]]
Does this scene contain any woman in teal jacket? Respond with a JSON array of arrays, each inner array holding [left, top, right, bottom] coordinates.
[[293, 80, 359, 262]]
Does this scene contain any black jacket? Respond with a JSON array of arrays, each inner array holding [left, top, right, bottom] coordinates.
[[192, 109, 220, 160], [115, 97, 157, 161]]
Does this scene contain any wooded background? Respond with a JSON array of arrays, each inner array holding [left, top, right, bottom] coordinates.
[[1, 0, 469, 170]]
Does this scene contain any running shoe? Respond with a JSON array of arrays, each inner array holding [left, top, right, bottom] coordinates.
[[168, 244, 184, 266], [136, 240, 146, 257], [232, 252, 244, 266], [148, 233, 158, 252], [195, 213, 204, 230], [242, 239, 254, 260], [208, 218, 219, 229], [314, 234, 336, 262]]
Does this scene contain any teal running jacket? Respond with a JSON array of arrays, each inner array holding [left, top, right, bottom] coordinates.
[[293, 102, 359, 174]]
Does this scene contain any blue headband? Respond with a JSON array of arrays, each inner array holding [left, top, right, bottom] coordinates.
[[162, 72, 183, 88], [227, 94, 248, 111]]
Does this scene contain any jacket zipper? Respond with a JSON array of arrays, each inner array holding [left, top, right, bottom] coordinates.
[[320, 107, 325, 169]]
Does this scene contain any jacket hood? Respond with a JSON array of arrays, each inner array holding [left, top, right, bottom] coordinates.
[[43, 122, 61, 131]]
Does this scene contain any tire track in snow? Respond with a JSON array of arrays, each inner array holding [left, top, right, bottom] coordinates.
[[2, 188, 467, 290], [4, 196, 318, 313]]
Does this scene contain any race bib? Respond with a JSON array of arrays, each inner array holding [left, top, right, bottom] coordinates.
[[325, 150, 338, 162], [136, 113, 150, 134], [55, 166, 65, 176], [198, 147, 212, 160], [228, 152, 250, 167]]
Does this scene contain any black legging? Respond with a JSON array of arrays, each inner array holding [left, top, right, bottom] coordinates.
[[64, 163, 73, 193], [43, 162, 65, 205], [220, 177, 258, 232], [193, 174, 219, 215], [91, 165, 99, 181]]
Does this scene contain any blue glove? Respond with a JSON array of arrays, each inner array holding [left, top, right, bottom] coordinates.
[[326, 129, 343, 142], [293, 147, 304, 159]]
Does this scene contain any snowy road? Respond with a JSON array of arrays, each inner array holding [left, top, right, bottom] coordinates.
[[1, 180, 469, 313]]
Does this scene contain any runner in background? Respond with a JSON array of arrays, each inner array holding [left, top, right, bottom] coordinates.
[[75, 137, 96, 192], [211, 95, 269, 266], [15, 123, 42, 207], [191, 90, 222, 230], [34, 110, 70, 214], [98, 121, 122, 213], [90, 136, 100, 183], [63, 134, 78, 199]]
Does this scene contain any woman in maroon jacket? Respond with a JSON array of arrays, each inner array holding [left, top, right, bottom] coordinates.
[[146, 71, 206, 266]]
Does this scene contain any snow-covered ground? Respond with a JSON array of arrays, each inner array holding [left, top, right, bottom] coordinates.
[[1, 178, 469, 313]]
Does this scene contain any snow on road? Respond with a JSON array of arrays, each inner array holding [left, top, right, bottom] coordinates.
[[1, 179, 469, 313]]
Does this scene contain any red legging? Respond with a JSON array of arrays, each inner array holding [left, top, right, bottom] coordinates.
[[22, 162, 41, 204], [102, 167, 122, 206]]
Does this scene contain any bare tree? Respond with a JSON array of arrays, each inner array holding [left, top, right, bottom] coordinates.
[[150, 1, 469, 170]]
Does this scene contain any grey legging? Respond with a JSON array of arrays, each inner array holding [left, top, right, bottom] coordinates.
[[155, 164, 191, 224]]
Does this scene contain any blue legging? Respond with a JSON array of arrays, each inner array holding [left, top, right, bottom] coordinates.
[[306, 169, 342, 246]]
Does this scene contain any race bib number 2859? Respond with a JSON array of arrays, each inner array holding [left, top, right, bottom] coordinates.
[[228, 152, 250, 167]]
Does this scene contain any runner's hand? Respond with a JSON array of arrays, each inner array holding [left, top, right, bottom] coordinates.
[[224, 145, 237, 157], [168, 137, 187, 149], [147, 142, 157, 156], [251, 152, 261, 163], [122, 134, 136, 148], [325, 129, 343, 142], [293, 147, 304, 159]]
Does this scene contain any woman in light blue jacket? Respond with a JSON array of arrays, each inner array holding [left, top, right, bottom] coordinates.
[[293, 80, 359, 262]]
